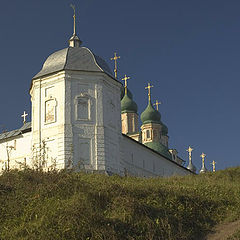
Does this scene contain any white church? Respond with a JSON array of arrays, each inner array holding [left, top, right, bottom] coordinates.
[[0, 11, 195, 177]]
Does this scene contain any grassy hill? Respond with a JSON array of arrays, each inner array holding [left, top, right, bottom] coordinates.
[[0, 167, 240, 240]]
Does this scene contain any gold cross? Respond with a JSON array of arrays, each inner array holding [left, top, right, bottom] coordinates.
[[121, 75, 130, 95], [70, 4, 76, 36], [145, 83, 154, 102], [153, 100, 162, 111], [186, 146, 193, 160], [21, 111, 28, 124], [211, 160, 216, 172], [200, 152, 206, 165], [111, 52, 120, 79]]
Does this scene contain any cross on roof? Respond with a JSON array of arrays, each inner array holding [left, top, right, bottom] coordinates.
[[211, 160, 217, 172], [110, 52, 120, 79], [187, 146, 193, 154], [145, 83, 154, 102], [153, 100, 161, 111], [21, 111, 28, 124], [200, 152, 206, 165], [70, 4, 76, 36], [186, 146, 193, 160], [121, 74, 130, 94], [200, 152, 206, 159]]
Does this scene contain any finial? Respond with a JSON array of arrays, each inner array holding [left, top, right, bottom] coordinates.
[[200, 152, 206, 163], [122, 75, 130, 95], [21, 111, 28, 125], [69, 4, 82, 47], [70, 4, 76, 35], [186, 146, 196, 173], [111, 52, 120, 79], [145, 83, 154, 103], [211, 160, 217, 172], [200, 152, 208, 173], [153, 100, 162, 111], [187, 146, 193, 161]]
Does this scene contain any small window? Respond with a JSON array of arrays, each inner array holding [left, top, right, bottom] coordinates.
[[146, 130, 150, 139]]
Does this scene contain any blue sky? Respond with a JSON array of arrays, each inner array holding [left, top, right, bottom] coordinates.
[[0, 0, 239, 172]]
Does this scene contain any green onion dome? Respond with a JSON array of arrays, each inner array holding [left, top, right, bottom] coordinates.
[[140, 102, 161, 124], [161, 122, 168, 136], [121, 92, 138, 113], [144, 141, 171, 159]]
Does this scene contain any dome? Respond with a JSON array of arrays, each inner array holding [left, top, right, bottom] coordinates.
[[187, 162, 197, 173], [161, 122, 168, 136], [140, 102, 161, 124], [121, 93, 138, 114], [200, 165, 208, 174], [33, 47, 113, 80], [144, 141, 171, 159]]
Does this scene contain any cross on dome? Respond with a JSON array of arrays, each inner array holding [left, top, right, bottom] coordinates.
[[70, 4, 76, 35], [111, 52, 120, 79], [69, 4, 82, 47], [187, 146, 193, 160], [200, 152, 206, 165], [200, 152, 206, 160], [211, 160, 217, 172], [122, 74, 130, 95], [153, 100, 161, 111], [145, 83, 154, 103], [187, 146, 193, 154]]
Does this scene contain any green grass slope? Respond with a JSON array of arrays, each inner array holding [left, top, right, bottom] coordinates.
[[0, 167, 240, 240]]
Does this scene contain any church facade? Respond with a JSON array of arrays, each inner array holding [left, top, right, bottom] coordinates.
[[0, 23, 193, 177]]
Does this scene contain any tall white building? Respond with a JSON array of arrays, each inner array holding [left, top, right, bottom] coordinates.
[[0, 21, 194, 177]]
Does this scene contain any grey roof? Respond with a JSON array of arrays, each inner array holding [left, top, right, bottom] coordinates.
[[33, 47, 113, 79], [0, 122, 31, 141]]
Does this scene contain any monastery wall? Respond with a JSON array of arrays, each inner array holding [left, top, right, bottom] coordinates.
[[120, 135, 191, 177], [0, 132, 32, 171]]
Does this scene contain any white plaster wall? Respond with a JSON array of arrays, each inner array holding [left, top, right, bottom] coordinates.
[[0, 133, 32, 172], [30, 72, 66, 170], [65, 71, 122, 173], [120, 135, 192, 177]]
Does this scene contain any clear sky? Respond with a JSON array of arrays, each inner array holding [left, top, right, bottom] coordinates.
[[0, 0, 239, 172]]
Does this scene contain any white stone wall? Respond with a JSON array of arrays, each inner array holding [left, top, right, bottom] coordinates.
[[30, 69, 123, 173], [30, 72, 66, 170], [65, 71, 122, 173], [0, 133, 32, 171], [120, 135, 191, 177]]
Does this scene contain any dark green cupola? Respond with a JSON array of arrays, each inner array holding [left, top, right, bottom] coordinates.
[[121, 74, 138, 114], [140, 102, 161, 124], [121, 92, 138, 113]]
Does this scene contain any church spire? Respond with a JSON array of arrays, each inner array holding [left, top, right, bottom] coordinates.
[[122, 74, 130, 95], [186, 146, 196, 173], [69, 4, 82, 47], [145, 83, 154, 103], [200, 152, 208, 173]]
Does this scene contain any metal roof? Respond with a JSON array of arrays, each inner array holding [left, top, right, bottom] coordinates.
[[33, 47, 113, 79], [0, 122, 31, 141]]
